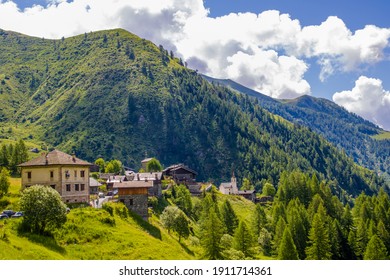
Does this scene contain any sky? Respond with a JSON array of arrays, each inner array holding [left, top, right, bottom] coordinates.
[[0, 0, 389, 130]]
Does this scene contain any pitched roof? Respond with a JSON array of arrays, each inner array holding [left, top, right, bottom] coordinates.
[[141, 158, 154, 163], [163, 164, 198, 175], [219, 183, 233, 189], [89, 177, 102, 187], [113, 181, 153, 189], [18, 149, 92, 167], [135, 172, 163, 180]]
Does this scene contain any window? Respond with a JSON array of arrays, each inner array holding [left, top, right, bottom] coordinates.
[[50, 171, 54, 179], [74, 170, 77, 178], [81, 184, 85, 191], [66, 184, 71, 192], [120, 199, 125, 204], [129, 199, 134, 206], [75, 184, 79, 191], [27, 171, 32, 179], [50, 185, 56, 190], [65, 170, 70, 179], [80, 170, 85, 178]]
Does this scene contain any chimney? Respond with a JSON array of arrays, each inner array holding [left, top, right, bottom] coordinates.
[[137, 174, 140, 181], [72, 152, 76, 162], [45, 154, 48, 165]]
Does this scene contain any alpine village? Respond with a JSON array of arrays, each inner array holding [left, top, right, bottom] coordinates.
[[1, 28, 390, 261]]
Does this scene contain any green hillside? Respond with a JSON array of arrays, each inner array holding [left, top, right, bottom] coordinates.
[[0, 28, 387, 196], [203, 76, 390, 180]]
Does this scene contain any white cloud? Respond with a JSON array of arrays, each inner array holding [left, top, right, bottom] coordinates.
[[333, 76, 390, 130], [0, 1, 389, 99], [294, 17, 390, 80], [226, 50, 310, 99]]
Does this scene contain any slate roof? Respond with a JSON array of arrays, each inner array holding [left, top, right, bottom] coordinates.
[[18, 149, 92, 167], [89, 177, 102, 187]]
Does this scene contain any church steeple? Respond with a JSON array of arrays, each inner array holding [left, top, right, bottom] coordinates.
[[231, 168, 238, 194]]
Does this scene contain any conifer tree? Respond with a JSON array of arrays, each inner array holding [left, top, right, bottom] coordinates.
[[305, 204, 332, 260], [278, 227, 299, 260], [273, 217, 287, 254], [221, 199, 238, 235], [200, 207, 224, 260], [253, 203, 267, 237], [364, 234, 388, 260], [233, 220, 254, 258], [287, 199, 308, 259]]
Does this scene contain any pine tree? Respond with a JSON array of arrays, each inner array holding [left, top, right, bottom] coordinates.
[[287, 198, 309, 259], [364, 235, 388, 260], [273, 217, 287, 254], [305, 204, 332, 260], [278, 227, 299, 260], [221, 199, 238, 235], [252, 203, 267, 237], [200, 207, 224, 260], [233, 220, 254, 258]]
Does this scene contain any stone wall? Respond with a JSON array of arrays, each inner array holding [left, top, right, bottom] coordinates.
[[119, 194, 149, 220]]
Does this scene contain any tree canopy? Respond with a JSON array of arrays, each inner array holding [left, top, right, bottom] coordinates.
[[20, 185, 67, 234]]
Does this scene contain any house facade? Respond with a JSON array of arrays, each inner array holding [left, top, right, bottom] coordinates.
[[18, 150, 92, 204], [114, 180, 153, 220], [163, 164, 197, 185]]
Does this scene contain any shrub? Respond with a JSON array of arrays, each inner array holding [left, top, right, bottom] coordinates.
[[19, 185, 67, 234]]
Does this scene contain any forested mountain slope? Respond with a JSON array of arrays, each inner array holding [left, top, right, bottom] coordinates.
[[203, 75, 390, 178], [0, 28, 386, 196]]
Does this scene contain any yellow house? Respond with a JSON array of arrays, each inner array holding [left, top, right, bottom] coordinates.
[[18, 149, 92, 204]]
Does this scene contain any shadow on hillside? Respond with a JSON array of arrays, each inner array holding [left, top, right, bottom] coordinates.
[[128, 211, 162, 240], [179, 241, 195, 256], [17, 227, 66, 256], [27, 234, 66, 255]]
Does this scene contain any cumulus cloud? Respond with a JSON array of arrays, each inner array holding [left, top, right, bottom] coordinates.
[[0, 1, 389, 99], [333, 76, 390, 130], [225, 50, 310, 99], [294, 17, 390, 81]]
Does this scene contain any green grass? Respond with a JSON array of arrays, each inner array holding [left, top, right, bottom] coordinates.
[[372, 131, 390, 140], [0, 203, 198, 260]]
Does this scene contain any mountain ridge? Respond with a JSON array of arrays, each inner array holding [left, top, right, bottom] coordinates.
[[201, 75, 390, 178], [0, 28, 387, 196]]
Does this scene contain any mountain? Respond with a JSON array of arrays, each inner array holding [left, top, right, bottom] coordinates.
[[202, 75, 390, 178], [0, 28, 387, 196]]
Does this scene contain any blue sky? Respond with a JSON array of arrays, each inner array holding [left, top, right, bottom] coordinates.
[[1, 0, 390, 129]]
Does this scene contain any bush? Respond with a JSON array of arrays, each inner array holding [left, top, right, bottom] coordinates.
[[19, 185, 67, 234], [102, 203, 114, 216]]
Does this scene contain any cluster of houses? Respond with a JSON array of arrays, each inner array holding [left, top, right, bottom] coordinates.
[[18, 150, 259, 220]]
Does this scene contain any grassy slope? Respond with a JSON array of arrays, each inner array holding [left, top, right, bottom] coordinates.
[[373, 131, 390, 140], [0, 207, 197, 260], [0, 178, 264, 260], [0, 178, 197, 260]]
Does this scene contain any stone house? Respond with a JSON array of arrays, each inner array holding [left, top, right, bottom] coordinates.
[[18, 150, 92, 203], [129, 172, 163, 197], [114, 180, 153, 220]]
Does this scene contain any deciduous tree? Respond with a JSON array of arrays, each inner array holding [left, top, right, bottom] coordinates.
[[20, 185, 67, 234]]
